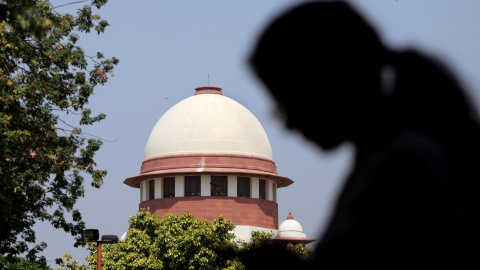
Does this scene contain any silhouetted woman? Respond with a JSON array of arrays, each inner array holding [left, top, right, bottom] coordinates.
[[251, 1, 479, 268]]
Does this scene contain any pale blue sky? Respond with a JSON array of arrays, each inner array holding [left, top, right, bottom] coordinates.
[[35, 1, 480, 267]]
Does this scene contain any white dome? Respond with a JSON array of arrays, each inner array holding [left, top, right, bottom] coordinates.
[[277, 215, 307, 238], [120, 231, 129, 241], [144, 88, 273, 160], [279, 219, 304, 232]]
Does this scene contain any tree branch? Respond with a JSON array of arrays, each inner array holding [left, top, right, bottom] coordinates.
[[53, 0, 89, 10], [57, 119, 118, 142]]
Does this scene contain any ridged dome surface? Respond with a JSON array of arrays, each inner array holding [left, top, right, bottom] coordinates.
[[144, 90, 273, 160]]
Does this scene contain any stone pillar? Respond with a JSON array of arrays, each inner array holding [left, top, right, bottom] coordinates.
[[227, 175, 236, 197], [141, 181, 148, 202], [201, 175, 210, 196], [251, 177, 259, 199], [154, 178, 162, 199], [268, 180, 273, 201], [175, 175, 184, 197]]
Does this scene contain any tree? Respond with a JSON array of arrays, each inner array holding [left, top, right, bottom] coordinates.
[[0, 255, 53, 270], [58, 212, 243, 270], [57, 212, 313, 270], [1, 0, 53, 38], [240, 231, 313, 262], [238, 231, 313, 269], [0, 0, 118, 263]]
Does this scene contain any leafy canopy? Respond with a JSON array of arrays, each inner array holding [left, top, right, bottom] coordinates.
[[57, 212, 313, 270], [239, 231, 313, 269], [0, 255, 53, 270], [0, 0, 118, 263], [59, 212, 243, 270]]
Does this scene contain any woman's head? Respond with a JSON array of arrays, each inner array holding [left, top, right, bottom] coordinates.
[[251, 1, 387, 149]]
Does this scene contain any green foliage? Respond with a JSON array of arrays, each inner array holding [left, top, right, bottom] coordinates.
[[55, 253, 87, 270], [57, 212, 313, 270], [0, 255, 53, 270], [0, 0, 118, 262], [78, 212, 242, 270], [240, 231, 313, 262], [286, 242, 313, 261], [239, 231, 274, 250], [0, 0, 49, 38]]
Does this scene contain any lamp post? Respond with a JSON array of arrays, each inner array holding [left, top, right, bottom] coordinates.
[[83, 229, 118, 270]]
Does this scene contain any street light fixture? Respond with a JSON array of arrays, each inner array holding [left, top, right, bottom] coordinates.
[[83, 229, 118, 270], [83, 229, 99, 241]]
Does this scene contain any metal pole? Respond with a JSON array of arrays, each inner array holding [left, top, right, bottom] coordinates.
[[97, 241, 102, 270]]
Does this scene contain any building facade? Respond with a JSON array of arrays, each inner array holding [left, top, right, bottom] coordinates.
[[124, 86, 309, 242]]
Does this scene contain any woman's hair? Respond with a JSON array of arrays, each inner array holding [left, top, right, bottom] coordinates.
[[389, 50, 479, 138]]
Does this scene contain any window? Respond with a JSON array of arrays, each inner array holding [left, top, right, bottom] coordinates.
[[237, 177, 250, 198], [211, 176, 227, 196], [259, 179, 266, 200], [149, 180, 155, 200], [163, 177, 175, 198], [185, 176, 201, 196]]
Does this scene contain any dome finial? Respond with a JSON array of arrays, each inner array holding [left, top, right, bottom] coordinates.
[[287, 210, 294, 220], [195, 86, 223, 95]]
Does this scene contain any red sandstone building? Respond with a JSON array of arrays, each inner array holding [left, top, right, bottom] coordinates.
[[124, 86, 313, 244]]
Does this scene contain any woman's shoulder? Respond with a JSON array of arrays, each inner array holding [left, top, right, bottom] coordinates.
[[386, 129, 447, 160], [350, 129, 450, 194]]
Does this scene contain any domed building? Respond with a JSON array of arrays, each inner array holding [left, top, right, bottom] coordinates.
[[275, 211, 315, 246], [124, 86, 311, 242]]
